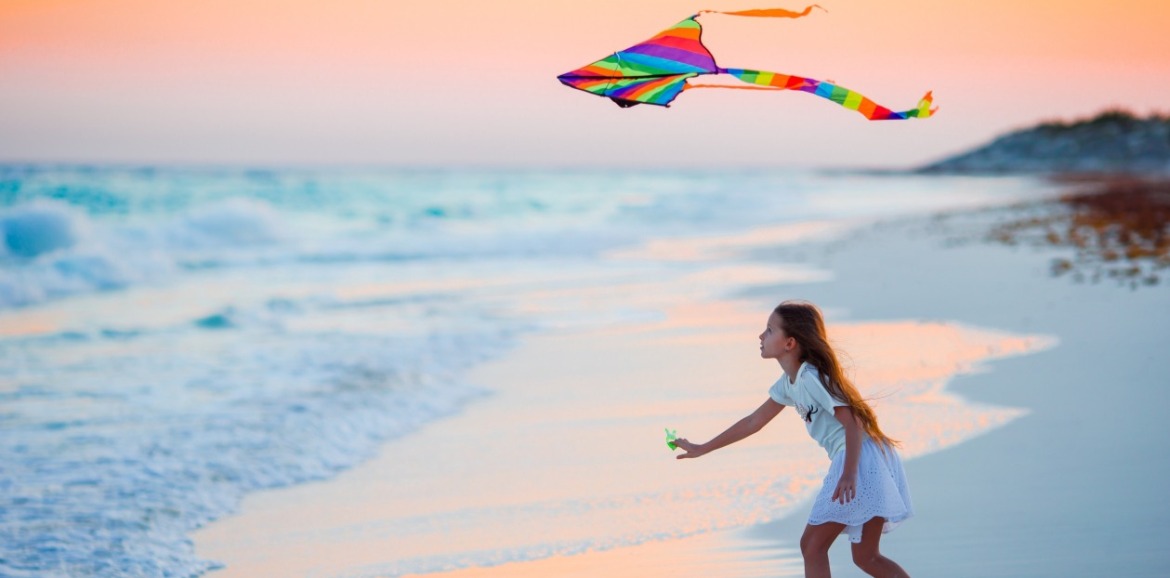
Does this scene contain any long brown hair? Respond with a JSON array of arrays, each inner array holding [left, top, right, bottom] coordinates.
[[774, 300, 898, 448]]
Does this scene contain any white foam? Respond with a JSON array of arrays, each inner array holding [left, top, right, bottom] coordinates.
[[1, 297, 521, 578]]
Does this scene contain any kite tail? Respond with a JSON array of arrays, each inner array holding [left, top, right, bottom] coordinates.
[[722, 68, 937, 120], [697, 5, 826, 19]]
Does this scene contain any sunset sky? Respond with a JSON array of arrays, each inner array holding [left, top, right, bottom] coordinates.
[[1, 0, 1168, 168]]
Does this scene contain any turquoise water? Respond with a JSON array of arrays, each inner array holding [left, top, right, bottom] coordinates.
[[0, 166, 1042, 577]]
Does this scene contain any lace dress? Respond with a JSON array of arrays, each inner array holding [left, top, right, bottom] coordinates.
[[808, 436, 913, 543]]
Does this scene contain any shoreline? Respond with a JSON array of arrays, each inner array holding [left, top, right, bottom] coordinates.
[[400, 183, 1170, 577], [192, 313, 1054, 578], [739, 196, 1170, 577], [186, 186, 1160, 577]]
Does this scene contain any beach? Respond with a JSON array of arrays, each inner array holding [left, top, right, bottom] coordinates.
[[4, 169, 1166, 578], [6, 0, 1170, 574], [188, 177, 1169, 577]]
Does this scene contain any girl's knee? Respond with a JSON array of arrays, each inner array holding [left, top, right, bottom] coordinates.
[[799, 530, 832, 558], [851, 549, 880, 573], [798, 532, 813, 556]]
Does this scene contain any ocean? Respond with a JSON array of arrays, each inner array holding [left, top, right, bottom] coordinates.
[[0, 166, 1050, 577]]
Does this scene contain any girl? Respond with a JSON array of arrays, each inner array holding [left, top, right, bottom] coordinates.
[[673, 300, 913, 578]]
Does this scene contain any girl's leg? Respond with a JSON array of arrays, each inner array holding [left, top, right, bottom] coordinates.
[[850, 517, 911, 578], [800, 522, 845, 578]]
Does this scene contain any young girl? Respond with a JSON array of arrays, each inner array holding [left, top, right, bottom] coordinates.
[[673, 300, 913, 578]]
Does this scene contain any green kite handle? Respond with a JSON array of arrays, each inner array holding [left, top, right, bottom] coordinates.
[[665, 428, 678, 451]]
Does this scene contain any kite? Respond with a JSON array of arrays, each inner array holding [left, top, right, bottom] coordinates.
[[556, 5, 936, 120]]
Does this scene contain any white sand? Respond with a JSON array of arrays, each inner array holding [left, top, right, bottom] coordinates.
[[193, 205, 1170, 578]]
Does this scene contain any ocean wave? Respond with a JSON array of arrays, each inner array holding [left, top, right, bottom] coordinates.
[[0, 195, 630, 310], [0, 314, 522, 578], [168, 198, 285, 249], [0, 201, 157, 308], [0, 201, 84, 259], [0, 197, 313, 309]]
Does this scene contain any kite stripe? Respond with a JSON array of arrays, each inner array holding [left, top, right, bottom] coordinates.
[[616, 51, 711, 75], [623, 44, 714, 70], [725, 68, 936, 120], [642, 34, 711, 59]]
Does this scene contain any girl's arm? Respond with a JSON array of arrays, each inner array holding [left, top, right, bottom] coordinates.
[[831, 405, 863, 503], [674, 398, 784, 459]]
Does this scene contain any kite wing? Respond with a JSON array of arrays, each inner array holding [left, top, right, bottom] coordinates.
[[557, 6, 937, 120], [556, 17, 717, 107]]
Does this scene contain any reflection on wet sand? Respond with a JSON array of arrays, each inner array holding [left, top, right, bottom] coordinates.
[[193, 212, 1060, 578], [209, 300, 1051, 578], [989, 177, 1170, 287]]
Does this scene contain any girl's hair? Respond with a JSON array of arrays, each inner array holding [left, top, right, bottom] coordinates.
[[774, 300, 899, 449]]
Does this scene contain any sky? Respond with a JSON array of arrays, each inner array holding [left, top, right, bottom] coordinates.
[[1, 0, 1168, 169]]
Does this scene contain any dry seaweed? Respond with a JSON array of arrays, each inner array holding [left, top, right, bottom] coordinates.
[[988, 177, 1170, 288]]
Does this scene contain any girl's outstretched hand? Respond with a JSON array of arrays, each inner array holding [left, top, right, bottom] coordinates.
[[673, 438, 706, 459], [832, 473, 857, 504]]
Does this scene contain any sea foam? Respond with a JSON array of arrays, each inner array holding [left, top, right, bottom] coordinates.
[[1, 298, 520, 578]]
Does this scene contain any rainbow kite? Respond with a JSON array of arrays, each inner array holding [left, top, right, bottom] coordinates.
[[556, 5, 936, 120]]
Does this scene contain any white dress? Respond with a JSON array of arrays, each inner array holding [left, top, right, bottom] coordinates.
[[769, 362, 914, 543]]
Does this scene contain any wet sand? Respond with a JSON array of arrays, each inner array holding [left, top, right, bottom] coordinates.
[[193, 187, 1170, 578]]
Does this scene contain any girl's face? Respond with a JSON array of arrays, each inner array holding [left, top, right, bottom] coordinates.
[[759, 312, 794, 359]]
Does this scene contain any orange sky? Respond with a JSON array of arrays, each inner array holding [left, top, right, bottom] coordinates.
[[1, 0, 1168, 167]]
